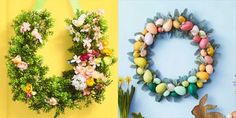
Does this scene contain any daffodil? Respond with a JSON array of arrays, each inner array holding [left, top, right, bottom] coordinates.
[[118, 77, 124, 86], [86, 78, 95, 87], [125, 76, 132, 85], [102, 48, 113, 56], [24, 83, 32, 94]]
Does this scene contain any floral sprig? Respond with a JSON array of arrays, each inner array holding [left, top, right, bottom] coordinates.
[[7, 10, 115, 118]]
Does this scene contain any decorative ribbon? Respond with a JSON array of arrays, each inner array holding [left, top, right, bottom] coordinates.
[[33, 0, 46, 11], [70, 0, 80, 14]]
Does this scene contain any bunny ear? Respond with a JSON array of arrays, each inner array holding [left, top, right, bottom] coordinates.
[[199, 94, 208, 106], [205, 104, 217, 110]]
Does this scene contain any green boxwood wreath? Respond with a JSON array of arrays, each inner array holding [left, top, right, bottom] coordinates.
[[128, 9, 220, 102], [6, 10, 116, 117]]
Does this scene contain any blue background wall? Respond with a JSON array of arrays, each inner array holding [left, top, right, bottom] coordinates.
[[118, 0, 236, 117]]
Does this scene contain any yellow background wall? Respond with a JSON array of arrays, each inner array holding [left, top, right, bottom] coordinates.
[[0, 0, 118, 118]]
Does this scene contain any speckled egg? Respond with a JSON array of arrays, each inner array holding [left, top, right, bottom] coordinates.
[[135, 34, 144, 41], [137, 67, 145, 75], [180, 21, 193, 31], [155, 18, 164, 26], [200, 49, 207, 56], [199, 38, 209, 49], [140, 49, 147, 57], [199, 30, 207, 38], [174, 86, 186, 96], [167, 83, 175, 92], [144, 33, 154, 45], [193, 35, 201, 43], [188, 76, 197, 83], [206, 65, 214, 74], [143, 69, 153, 83], [204, 56, 213, 64], [155, 83, 167, 94], [153, 78, 161, 84], [163, 19, 173, 32], [146, 23, 157, 34], [163, 90, 170, 97], [182, 81, 189, 87], [173, 20, 180, 29], [191, 25, 199, 36]]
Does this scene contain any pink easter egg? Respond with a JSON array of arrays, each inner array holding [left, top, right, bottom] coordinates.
[[199, 38, 209, 49], [206, 65, 214, 74], [157, 27, 163, 33], [205, 56, 213, 64], [193, 35, 201, 43], [180, 21, 193, 31], [146, 23, 157, 34]]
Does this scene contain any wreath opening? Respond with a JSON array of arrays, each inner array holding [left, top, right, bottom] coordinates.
[[7, 10, 115, 117], [128, 9, 219, 102]]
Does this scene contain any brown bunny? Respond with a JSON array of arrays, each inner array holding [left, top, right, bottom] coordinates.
[[191, 94, 224, 118]]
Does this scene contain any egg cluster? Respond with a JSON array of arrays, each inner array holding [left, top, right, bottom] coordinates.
[[130, 9, 218, 101]]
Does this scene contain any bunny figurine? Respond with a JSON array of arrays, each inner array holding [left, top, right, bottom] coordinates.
[[191, 94, 224, 118]]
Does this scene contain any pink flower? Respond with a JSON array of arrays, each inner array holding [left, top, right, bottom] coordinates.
[[80, 53, 92, 61], [20, 22, 31, 33], [83, 88, 91, 96], [17, 62, 28, 71], [97, 42, 104, 50], [32, 29, 43, 43]]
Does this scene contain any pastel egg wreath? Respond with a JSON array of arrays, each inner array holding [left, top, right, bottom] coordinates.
[[128, 9, 219, 102], [6, 10, 115, 117]]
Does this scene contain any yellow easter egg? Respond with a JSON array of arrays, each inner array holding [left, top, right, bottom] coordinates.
[[134, 57, 147, 67], [207, 46, 215, 56], [199, 64, 206, 72], [178, 16, 186, 23], [173, 20, 180, 29], [133, 51, 140, 58], [197, 80, 203, 88], [155, 83, 167, 94], [142, 29, 148, 35], [196, 72, 209, 81], [134, 41, 143, 51]]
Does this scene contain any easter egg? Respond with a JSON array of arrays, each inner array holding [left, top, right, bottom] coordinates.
[[163, 90, 170, 97], [196, 80, 203, 88], [199, 30, 207, 38], [140, 49, 147, 57], [187, 76, 197, 83], [144, 33, 154, 45], [146, 23, 157, 34], [206, 65, 214, 74], [157, 27, 164, 32], [188, 83, 198, 99], [199, 38, 209, 49], [207, 46, 215, 56], [199, 64, 206, 72], [143, 69, 153, 83], [134, 34, 144, 41], [196, 72, 209, 81], [134, 41, 143, 51], [200, 49, 207, 56], [155, 83, 167, 94], [137, 67, 145, 75], [193, 35, 201, 43], [178, 16, 186, 23], [180, 21, 193, 31], [147, 83, 157, 92], [173, 20, 180, 29], [133, 51, 140, 58], [163, 19, 173, 32], [153, 78, 161, 84], [204, 56, 213, 64], [191, 25, 199, 36], [167, 83, 175, 92], [142, 29, 148, 35], [174, 86, 186, 96], [134, 57, 147, 67], [182, 81, 189, 87], [155, 18, 164, 26]]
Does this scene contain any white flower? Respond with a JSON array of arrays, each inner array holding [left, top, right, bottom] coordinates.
[[97, 42, 104, 50], [70, 55, 81, 64], [20, 22, 31, 33], [71, 74, 87, 91], [72, 14, 86, 27], [83, 38, 92, 48], [32, 29, 43, 43], [96, 9, 104, 16], [81, 24, 90, 32], [46, 97, 58, 106], [67, 25, 75, 34]]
